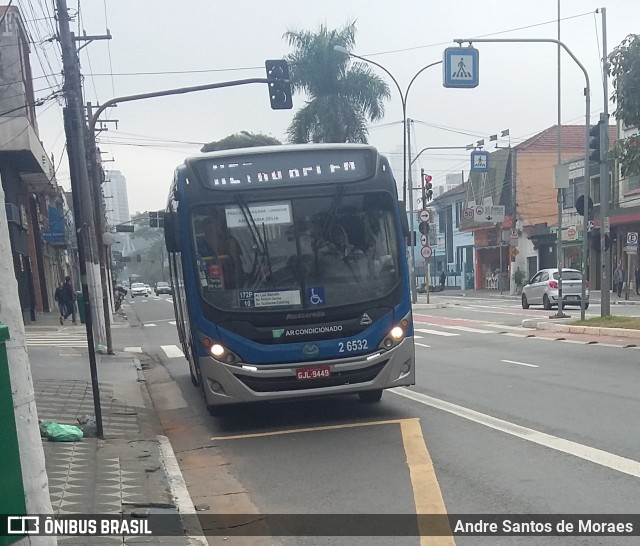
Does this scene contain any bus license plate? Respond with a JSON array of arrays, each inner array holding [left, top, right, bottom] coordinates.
[[296, 366, 330, 380]]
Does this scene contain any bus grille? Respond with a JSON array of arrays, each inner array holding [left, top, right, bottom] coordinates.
[[234, 361, 388, 393]]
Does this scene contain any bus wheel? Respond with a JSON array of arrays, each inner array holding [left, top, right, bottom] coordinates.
[[358, 389, 383, 403], [188, 343, 200, 387]]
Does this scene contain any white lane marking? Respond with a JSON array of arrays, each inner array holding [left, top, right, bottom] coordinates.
[[415, 343, 431, 348], [560, 339, 588, 345], [144, 323, 157, 327], [391, 387, 640, 479], [501, 359, 539, 368], [166, 298, 173, 303], [437, 325, 493, 334], [124, 346, 143, 353], [169, 321, 176, 326], [414, 328, 459, 337], [161, 345, 185, 358]]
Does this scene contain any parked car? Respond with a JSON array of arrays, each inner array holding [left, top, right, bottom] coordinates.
[[130, 282, 148, 298], [521, 268, 589, 310], [155, 281, 172, 296]]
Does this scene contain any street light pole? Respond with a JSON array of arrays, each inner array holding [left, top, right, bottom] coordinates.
[[453, 37, 591, 320]]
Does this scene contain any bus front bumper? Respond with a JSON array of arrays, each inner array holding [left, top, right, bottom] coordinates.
[[198, 337, 415, 407]]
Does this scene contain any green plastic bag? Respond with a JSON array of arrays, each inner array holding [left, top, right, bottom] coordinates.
[[39, 421, 84, 442]]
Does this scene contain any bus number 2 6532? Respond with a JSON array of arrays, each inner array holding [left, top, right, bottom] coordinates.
[[338, 339, 368, 353]]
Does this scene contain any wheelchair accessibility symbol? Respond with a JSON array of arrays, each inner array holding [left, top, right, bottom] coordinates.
[[307, 287, 325, 306]]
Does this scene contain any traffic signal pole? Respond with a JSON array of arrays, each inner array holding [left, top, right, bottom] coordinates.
[[599, 7, 611, 317], [407, 119, 417, 304]]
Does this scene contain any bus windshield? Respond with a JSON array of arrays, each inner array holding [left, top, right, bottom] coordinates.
[[191, 191, 400, 312]]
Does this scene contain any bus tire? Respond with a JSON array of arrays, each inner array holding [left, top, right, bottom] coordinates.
[[358, 389, 383, 403]]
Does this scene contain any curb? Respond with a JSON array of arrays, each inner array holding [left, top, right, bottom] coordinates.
[[157, 435, 208, 546], [522, 319, 640, 340]]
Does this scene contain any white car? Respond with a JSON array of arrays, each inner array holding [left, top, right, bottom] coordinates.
[[521, 268, 589, 310], [130, 283, 148, 298]]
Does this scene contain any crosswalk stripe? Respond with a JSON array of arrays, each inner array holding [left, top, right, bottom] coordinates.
[[436, 325, 493, 334], [144, 323, 157, 327], [124, 347, 143, 353], [414, 328, 459, 337], [161, 345, 184, 358], [415, 342, 431, 348]]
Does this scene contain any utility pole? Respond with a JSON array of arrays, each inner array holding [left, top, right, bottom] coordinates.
[[56, 0, 108, 352], [56, 0, 104, 436], [598, 7, 611, 316], [87, 102, 113, 354]]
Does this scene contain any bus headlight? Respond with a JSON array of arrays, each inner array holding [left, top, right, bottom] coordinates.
[[380, 319, 408, 350], [202, 338, 239, 364]]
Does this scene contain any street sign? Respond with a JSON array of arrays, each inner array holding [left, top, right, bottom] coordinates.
[[624, 232, 638, 254], [443, 47, 479, 88], [420, 234, 428, 246], [566, 226, 577, 241], [510, 247, 519, 260], [510, 228, 519, 242], [115, 225, 134, 233], [421, 245, 433, 259], [418, 209, 431, 223], [587, 220, 594, 232], [470, 151, 489, 172], [473, 205, 505, 223], [462, 208, 474, 221]]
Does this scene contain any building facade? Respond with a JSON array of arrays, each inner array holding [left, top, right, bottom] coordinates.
[[0, 6, 58, 322]]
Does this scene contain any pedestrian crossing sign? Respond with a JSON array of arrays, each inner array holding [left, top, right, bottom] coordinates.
[[443, 47, 479, 88], [470, 151, 489, 172]]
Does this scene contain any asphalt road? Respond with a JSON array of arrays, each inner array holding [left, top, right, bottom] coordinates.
[[124, 294, 640, 546]]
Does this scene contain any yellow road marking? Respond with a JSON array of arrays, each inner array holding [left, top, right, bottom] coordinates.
[[211, 418, 405, 441], [213, 417, 454, 544], [400, 418, 455, 545]]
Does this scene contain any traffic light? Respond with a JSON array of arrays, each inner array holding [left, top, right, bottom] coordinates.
[[423, 173, 433, 202], [589, 121, 602, 163], [265, 60, 293, 110]]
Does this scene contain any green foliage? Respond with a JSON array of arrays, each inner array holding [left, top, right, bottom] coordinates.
[[608, 34, 640, 176], [201, 131, 282, 153], [283, 21, 390, 144]]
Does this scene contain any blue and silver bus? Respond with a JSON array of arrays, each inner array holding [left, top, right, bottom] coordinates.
[[164, 144, 415, 414]]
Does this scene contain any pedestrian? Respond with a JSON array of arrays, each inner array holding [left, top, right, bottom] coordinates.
[[54, 282, 65, 322], [635, 264, 640, 296], [60, 276, 77, 325], [613, 263, 624, 298], [440, 270, 446, 289]]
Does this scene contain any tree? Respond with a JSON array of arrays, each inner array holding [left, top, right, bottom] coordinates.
[[284, 21, 390, 144], [608, 33, 640, 176], [201, 131, 281, 153]]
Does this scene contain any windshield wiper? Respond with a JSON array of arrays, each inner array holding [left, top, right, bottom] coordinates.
[[233, 194, 272, 286]]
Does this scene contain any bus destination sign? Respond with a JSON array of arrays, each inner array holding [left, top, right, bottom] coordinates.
[[191, 150, 374, 189]]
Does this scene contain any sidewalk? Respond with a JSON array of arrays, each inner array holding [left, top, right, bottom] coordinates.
[[25, 311, 205, 545], [419, 288, 640, 305]]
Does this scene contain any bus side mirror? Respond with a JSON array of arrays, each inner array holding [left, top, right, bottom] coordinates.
[[164, 211, 182, 252]]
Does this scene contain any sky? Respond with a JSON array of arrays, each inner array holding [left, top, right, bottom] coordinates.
[[23, 0, 640, 215]]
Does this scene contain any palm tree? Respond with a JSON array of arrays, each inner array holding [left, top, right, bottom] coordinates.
[[284, 21, 390, 144]]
